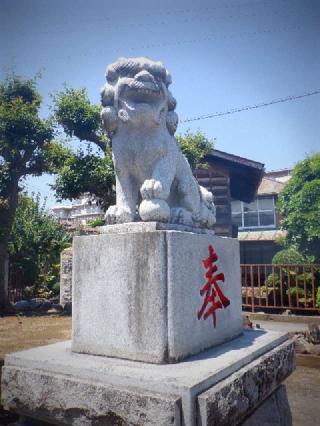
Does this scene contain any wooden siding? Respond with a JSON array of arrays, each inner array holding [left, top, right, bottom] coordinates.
[[195, 165, 232, 237]]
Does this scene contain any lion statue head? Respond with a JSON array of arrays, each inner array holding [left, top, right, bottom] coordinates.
[[100, 57, 178, 136]]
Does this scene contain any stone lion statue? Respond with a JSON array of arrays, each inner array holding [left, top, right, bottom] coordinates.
[[100, 57, 216, 229]]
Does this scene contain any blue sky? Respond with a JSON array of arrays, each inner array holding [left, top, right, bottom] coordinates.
[[1, 0, 319, 208]]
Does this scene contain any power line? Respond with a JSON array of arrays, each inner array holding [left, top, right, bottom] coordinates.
[[181, 89, 320, 123], [7, 22, 316, 64], [125, 23, 315, 52], [59, 22, 315, 60]]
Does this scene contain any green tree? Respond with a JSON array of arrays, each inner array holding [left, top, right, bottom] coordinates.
[[51, 87, 115, 208], [8, 194, 71, 298], [277, 153, 320, 263], [176, 129, 213, 172], [0, 74, 68, 308]]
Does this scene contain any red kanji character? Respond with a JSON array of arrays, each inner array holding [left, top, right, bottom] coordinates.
[[197, 245, 230, 327]]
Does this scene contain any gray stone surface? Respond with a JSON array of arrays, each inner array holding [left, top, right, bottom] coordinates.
[[98, 221, 215, 235], [100, 57, 216, 229], [60, 247, 73, 306], [2, 330, 289, 426], [72, 231, 168, 364], [72, 231, 242, 363], [2, 367, 181, 426], [197, 340, 295, 426], [242, 385, 292, 426]]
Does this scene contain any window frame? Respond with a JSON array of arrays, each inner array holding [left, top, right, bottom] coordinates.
[[231, 196, 276, 230]]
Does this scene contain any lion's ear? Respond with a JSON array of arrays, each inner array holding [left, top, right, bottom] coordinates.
[[168, 90, 177, 111], [101, 106, 118, 133], [165, 71, 172, 87], [101, 84, 114, 106], [106, 64, 118, 82], [166, 111, 178, 135]]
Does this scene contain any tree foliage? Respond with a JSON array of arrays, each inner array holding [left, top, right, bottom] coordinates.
[[176, 129, 213, 172], [272, 247, 306, 264], [51, 87, 108, 151], [0, 74, 68, 307], [54, 147, 115, 208], [277, 153, 320, 263], [51, 87, 115, 207], [8, 194, 71, 298]]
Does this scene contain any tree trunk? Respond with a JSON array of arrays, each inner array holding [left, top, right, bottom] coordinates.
[[0, 241, 9, 308], [0, 180, 19, 309]]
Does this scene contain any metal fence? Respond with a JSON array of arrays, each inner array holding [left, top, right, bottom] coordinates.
[[8, 270, 25, 303], [241, 264, 320, 313]]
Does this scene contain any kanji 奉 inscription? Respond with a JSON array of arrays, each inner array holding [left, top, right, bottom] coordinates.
[[198, 245, 230, 327]]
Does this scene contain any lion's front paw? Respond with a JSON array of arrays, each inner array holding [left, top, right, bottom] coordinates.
[[105, 205, 134, 224], [140, 179, 168, 200]]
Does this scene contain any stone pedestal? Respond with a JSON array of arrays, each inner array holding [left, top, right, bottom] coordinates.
[[72, 224, 242, 363], [1, 224, 295, 425], [59, 247, 73, 306], [1, 330, 295, 426]]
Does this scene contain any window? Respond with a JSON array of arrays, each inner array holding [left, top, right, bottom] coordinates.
[[231, 196, 276, 229]]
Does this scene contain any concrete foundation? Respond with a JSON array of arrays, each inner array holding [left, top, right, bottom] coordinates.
[[1, 330, 294, 426], [72, 227, 242, 364]]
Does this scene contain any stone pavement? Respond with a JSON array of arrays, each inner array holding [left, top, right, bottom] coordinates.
[[286, 366, 320, 426], [251, 320, 308, 333]]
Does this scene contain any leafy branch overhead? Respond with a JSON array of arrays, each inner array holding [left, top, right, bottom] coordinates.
[[54, 148, 115, 209], [176, 129, 213, 172], [51, 87, 109, 151], [51, 87, 115, 207]]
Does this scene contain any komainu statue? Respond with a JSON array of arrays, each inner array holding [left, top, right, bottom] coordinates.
[[101, 57, 216, 229]]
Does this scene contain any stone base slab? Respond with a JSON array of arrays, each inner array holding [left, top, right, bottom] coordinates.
[[197, 337, 295, 425], [1, 330, 294, 426]]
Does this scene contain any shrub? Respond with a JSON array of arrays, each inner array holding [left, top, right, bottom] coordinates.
[[8, 194, 71, 299], [87, 217, 105, 227], [272, 247, 306, 264]]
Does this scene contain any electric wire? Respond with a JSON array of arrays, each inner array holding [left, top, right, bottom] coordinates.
[[181, 89, 320, 122]]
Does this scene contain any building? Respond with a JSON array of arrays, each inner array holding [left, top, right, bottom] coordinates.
[[52, 194, 104, 225], [196, 151, 292, 264], [232, 169, 292, 264], [196, 149, 265, 237]]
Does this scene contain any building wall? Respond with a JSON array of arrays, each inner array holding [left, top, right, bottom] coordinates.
[[240, 241, 280, 264], [195, 164, 232, 237]]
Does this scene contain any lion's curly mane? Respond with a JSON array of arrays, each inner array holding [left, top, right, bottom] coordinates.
[[100, 57, 179, 137]]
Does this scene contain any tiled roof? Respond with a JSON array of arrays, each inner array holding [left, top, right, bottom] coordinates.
[[238, 229, 287, 241], [257, 177, 286, 195]]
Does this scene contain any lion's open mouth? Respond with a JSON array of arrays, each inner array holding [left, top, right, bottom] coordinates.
[[121, 80, 162, 104]]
